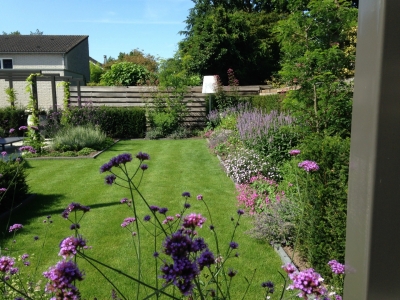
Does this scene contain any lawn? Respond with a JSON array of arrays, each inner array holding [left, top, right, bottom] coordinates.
[[0, 139, 284, 299]]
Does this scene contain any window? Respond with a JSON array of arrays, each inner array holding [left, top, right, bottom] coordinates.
[[0, 58, 13, 69]]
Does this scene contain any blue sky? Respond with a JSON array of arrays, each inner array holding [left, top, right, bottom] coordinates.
[[2, 0, 194, 63]]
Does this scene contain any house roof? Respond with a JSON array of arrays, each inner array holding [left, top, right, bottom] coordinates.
[[0, 35, 89, 54]]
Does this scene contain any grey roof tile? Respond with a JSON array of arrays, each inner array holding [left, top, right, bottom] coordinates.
[[0, 35, 88, 53]]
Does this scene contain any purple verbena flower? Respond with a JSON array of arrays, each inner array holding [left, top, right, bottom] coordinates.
[[100, 153, 133, 173], [1, 151, 6, 157], [120, 198, 128, 204], [61, 202, 90, 219], [19, 126, 28, 131], [0, 256, 15, 273], [182, 213, 206, 229], [19, 146, 36, 154], [287, 268, 327, 298], [144, 215, 151, 221], [121, 217, 136, 228], [298, 160, 319, 172], [59, 236, 88, 258], [289, 149, 301, 156], [136, 152, 150, 161], [9, 223, 23, 232], [227, 268, 237, 277], [229, 242, 239, 249], [105, 174, 116, 185], [159, 207, 168, 214], [9, 128, 15, 133], [328, 260, 345, 275], [140, 164, 148, 170], [197, 249, 215, 270], [182, 192, 191, 197], [43, 260, 84, 298], [150, 205, 160, 212], [196, 194, 203, 200], [184, 203, 191, 209], [237, 209, 244, 215], [0, 188, 7, 193]]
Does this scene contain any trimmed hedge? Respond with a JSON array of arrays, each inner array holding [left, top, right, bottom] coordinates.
[[240, 94, 285, 113], [66, 106, 146, 139], [279, 133, 350, 278], [0, 108, 28, 137], [0, 160, 29, 215]]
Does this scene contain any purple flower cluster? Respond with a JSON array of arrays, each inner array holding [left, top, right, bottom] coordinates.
[[182, 213, 206, 229], [43, 260, 84, 299], [161, 229, 214, 295], [100, 153, 133, 173], [19, 145, 36, 154], [0, 187, 7, 193], [9, 223, 23, 232], [61, 202, 90, 219], [9, 128, 15, 133], [19, 126, 28, 131], [105, 174, 116, 185], [59, 236, 88, 258], [0, 256, 18, 276], [121, 217, 136, 228], [136, 152, 150, 161], [289, 149, 301, 156], [298, 160, 320, 172], [283, 265, 327, 299], [328, 260, 345, 275]]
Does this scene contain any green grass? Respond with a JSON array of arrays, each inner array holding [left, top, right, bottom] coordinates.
[[0, 139, 284, 299]]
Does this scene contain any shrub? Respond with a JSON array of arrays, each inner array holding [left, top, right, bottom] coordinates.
[[42, 110, 63, 138], [149, 112, 179, 136], [0, 107, 27, 138], [222, 148, 280, 183], [50, 126, 109, 152], [100, 62, 150, 86], [66, 105, 146, 139], [241, 93, 285, 113], [247, 196, 298, 246], [279, 134, 350, 278], [0, 160, 29, 215]]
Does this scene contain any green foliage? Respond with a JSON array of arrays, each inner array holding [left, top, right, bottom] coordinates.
[[107, 48, 159, 73], [149, 112, 179, 136], [157, 54, 201, 88], [0, 160, 29, 215], [67, 106, 147, 139], [274, 0, 357, 137], [242, 94, 285, 113], [50, 125, 108, 152], [4, 87, 17, 107], [0, 107, 27, 137], [89, 63, 104, 84], [279, 134, 350, 278], [248, 196, 298, 246], [100, 62, 150, 86], [179, 3, 282, 84]]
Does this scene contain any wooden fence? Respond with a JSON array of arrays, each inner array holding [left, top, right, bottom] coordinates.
[[69, 85, 262, 127]]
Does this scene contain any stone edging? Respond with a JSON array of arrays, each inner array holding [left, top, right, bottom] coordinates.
[[24, 140, 120, 160]]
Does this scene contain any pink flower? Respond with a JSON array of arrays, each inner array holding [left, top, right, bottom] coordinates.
[[9, 224, 23, 232], [182, 213, 206, 228], [298, 160, 319, 172], [121, 217, 136, 228], [289, 149, 301, 156]]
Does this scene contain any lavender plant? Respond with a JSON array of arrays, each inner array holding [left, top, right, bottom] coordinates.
[[236, 109, 298, 167]]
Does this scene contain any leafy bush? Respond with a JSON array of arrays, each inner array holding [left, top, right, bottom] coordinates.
[[247, 196, 298, 246], [222, 148, 279, 183], [0, 160, 29, 215], [242, 94, 285, 113], [0, 107, 27, 137], [42, 111, 62, 138], [50, 126, 109, 152], [149, 112, 179, 136], [279, 134, 350, 278], [100, 62, 150, 86]]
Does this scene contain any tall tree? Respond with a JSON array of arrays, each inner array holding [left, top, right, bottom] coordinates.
[[30, 29, 43, 35], [2, 30, 21, 35], [275, 0, 358, 136], [179, 1, 282, 84]]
